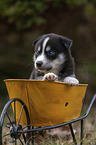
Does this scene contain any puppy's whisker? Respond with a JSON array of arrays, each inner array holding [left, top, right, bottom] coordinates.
[[28, 63, 34, 67]]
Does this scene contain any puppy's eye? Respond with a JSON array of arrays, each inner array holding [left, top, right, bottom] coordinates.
[[36, 51, 39, 55], [47, 51, 55, 56]]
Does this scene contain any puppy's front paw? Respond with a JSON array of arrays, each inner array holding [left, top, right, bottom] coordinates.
[[64, 77, 79, 86], [43, 73, 58, 81]]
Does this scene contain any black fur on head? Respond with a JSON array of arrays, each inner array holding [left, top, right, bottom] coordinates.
[[32, 33, 72, 49], [31, 33, 75, 81]]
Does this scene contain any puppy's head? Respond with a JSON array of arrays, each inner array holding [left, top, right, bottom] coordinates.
[[33, 33, 72, 74]]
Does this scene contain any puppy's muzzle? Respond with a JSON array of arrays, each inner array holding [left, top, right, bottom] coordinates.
[[36, 61, 52, 71]]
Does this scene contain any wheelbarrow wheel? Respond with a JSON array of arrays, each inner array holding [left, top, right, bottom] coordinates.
[[0, 98, 31, 145]]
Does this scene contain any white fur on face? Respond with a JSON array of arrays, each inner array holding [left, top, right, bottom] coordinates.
[[38, 46, 41, 52], [33, 37, 49, 62], [46, 46, 51, 52], [34, 37, 50, 69], [35, 53, 66, 74], [49, 54, 66, 74], [42, 37, 50, 53], [34, 36, 66, 74]]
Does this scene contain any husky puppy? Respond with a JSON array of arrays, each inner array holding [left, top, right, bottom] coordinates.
[[30, 33, 79, 85]]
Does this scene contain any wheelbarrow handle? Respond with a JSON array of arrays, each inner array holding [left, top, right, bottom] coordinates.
[[85, 94, 96, 118]]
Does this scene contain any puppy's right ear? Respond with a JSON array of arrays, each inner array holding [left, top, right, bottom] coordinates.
[[32, 35, 45, 46], [60, 36, 73, 49]]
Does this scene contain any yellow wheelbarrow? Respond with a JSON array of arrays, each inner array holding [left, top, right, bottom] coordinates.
[[0, 79, 96, 145]]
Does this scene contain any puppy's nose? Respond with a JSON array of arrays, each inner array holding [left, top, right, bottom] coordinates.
[[36, 61, 43, 67]]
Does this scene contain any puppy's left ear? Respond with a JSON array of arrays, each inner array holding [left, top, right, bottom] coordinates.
[[61, 37, 73, 49], [32, 35, 45, 46]]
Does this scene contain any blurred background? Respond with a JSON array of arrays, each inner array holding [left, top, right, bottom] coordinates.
[[0, 0, 96, 117]]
